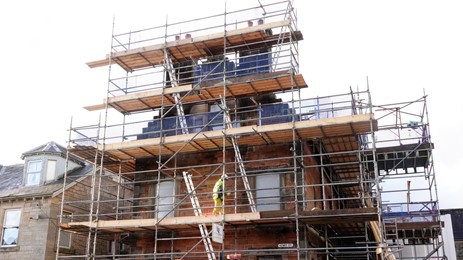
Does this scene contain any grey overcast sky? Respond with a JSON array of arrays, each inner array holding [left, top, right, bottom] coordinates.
[[0, 0, 462, 209]]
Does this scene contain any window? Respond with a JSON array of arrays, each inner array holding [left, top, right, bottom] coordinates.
[[256, 173, 281, 211], [46, 160, 57, 181], [59, 212, 72, 248], [26, 160, 42, 186], [1, 209, 21, 246], [108, 240, 116, 255], [156, 181, 175, 219], [107, 240, 128, 255]]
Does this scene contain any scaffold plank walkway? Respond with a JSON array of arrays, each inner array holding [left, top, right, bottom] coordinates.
[[61, 208, 378, 233], [68, 113, 378, 173], [87, 20, 303, 72], [84, 72, 307, 113]]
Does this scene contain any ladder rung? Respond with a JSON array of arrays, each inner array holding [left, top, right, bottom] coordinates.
[[221, 99, 257, 213], [164, 50, 189, 135], [182, 171, 216, 260]]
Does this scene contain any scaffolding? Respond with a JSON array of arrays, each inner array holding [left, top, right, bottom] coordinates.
[[56, 1, 446, 259]]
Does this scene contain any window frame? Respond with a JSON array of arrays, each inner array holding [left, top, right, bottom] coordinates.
[[45, 159, 57, 182], [58, 211, 72, 249], [1, 209, 21, 247], [255, 172, 282, 212], [155, 180, 176, 219], [25, 159, 43, 186]]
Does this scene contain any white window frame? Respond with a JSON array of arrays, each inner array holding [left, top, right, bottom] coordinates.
[[26, 160, 42, 186], [58, 211, 72, 249], [1, 209, 21, 247]]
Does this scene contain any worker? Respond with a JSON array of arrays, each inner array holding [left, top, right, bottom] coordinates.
[[212, 174, 228, 215]]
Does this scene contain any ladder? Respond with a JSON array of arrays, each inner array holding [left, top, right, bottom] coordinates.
[[383, 218, 399, 242], [221, 99, 257, 213], [182, 171, 216, 260], [164, 50, 189, 135]]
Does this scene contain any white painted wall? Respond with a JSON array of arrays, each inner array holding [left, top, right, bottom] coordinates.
[[392, 216, 456, 259]]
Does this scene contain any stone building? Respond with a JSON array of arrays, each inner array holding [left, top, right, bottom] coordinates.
[[0, 141, 118, 259]]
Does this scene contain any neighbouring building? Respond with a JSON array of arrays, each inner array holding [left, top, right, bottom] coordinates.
[[58, 1, 448, 259], [0, 141, 119, 259], [441, 209, 463, 259]]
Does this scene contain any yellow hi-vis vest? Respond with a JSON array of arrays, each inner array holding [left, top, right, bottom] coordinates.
[[213, 178, 223, 200]]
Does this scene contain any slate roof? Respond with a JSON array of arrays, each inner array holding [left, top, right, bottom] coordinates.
[[0, 164, 24, 192], [0, 141, 93, 200], [20, 141, 84, 165], [0, 163, 93, 199]]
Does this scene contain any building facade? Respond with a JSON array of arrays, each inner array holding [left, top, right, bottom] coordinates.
[[0, 142, 117, 259], [59, 1, 446, 259], [441, 209, 463, 259]]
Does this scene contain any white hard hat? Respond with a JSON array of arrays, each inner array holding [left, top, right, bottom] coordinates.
[[222, 174, 229, 180]]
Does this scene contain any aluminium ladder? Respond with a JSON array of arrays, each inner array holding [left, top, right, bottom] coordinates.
[[182, 171, 216, 260], [164, 50, 189, 135], [221, 99, 257, 213]]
